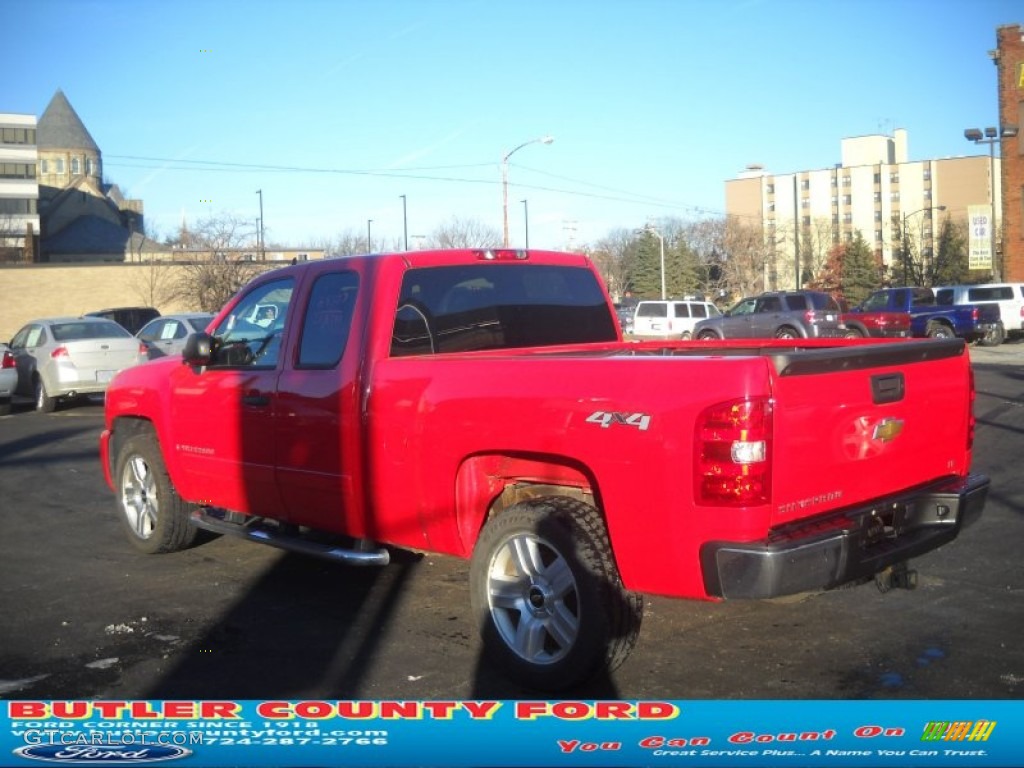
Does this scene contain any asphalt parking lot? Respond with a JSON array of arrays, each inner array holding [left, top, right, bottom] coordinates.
[[0, 343, 1022, 701]]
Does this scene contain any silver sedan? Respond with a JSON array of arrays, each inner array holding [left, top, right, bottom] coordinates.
[[8, 317, 144, 412], [136, 313, 215, 360]]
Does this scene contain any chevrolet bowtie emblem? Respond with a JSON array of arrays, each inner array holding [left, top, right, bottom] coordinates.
[[873, 418, 904, 442]]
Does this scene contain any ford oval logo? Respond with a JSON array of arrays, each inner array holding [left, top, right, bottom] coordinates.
[[13, 744, 191, 763]]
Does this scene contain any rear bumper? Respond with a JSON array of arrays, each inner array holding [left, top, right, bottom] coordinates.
[[700, 473, 988, 599]]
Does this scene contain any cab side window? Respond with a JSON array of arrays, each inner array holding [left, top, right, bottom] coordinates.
[[298, 271, 359, 368], [211, 278, 294, 368]]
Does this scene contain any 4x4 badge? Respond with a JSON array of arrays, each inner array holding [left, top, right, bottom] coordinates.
[[873, 417, 904, 442], [586, 411, 651, 431]]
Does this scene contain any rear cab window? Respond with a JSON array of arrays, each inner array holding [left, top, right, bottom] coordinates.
[[391, 264, 616, 356]]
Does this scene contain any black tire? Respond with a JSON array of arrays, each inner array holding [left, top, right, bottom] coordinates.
[[926, 322, 954, 340], [774, 326, 799, 339], [843, 326, 864, 339], [114, 431, 198, 554], [977, 322, 1005, 347], [34, 377, 56, 413], [697, 330, 719, 341], [469, 496, 643, 691]]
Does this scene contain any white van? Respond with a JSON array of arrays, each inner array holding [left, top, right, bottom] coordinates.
[[631, 299, 721, 339], [933, 283, 1024, 337]]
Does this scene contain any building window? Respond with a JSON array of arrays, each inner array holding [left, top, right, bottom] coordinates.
[[923, 170, 931, 181], [802, 216, 811, 226], [890, 173, 899, 183], [86, 158, 93, 176], [800, 179, 809, 190], [40, 159, 48, 173], [831, 176, 838, 187], [801, 198, 810, 208], [843, 195, 852, 205], [890, 192, 900, 202], [844, 232, 853, 242], [832, 214, 839, 225], [874, 192, 881, 202], [767, 202, 775, 212], [875, 229, 883, 242], [766, 183, 774, 194], [924, 189, 932, 199], [874, 172, 881, 183], [842, 176, 851, 186], [843, 213, 852, 224], [874, 211, 882, 222], [71, 157, 80, 175], [55, 158, 65, 174]]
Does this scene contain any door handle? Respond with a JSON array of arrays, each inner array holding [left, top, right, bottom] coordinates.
[[242, 392, 270, 407]]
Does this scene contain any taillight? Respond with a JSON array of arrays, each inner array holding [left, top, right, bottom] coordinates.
[[1, 351, 14, 369], [695, 397, 772, 506], [50, 346, 69, 359], [971, 307, 980, 321]]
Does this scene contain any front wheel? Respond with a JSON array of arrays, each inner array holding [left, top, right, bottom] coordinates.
[[469, 497, 642, 691], [697, 330, 719, 341], [774, 326, 799, 340], [115, 431, 198, 554]]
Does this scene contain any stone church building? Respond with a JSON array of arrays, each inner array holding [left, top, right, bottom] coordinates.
[[37, 89, 166, 262]]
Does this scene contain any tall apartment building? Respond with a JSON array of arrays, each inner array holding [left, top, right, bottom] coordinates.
[[0, 112, 40, 261], [725, 129, 996, 291]]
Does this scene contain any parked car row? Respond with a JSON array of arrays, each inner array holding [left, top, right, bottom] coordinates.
[[623, 283, 1023, 345], [2, 308, 216, 414]]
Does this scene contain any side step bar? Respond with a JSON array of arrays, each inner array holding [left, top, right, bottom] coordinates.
[[190, 509, 390, 566]]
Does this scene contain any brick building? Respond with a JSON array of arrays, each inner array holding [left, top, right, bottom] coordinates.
[[996, 24, 1024, 281]]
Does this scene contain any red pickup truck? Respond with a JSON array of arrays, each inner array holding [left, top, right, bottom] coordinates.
[[100, 248, 988, 690]]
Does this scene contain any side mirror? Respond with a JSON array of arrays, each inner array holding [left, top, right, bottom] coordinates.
[[182, 332, 213, 366]]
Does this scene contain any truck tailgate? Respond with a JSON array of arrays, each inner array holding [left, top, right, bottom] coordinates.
[[766, 339, 972, 527]]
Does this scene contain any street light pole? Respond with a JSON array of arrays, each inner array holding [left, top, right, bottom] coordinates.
[[502, 135, 553, 247], [400, 195, 408, 251], [367, 219, 373, 253], [521, 199, 529, 248], [255, 189, 265, 260], [901, 205, 946, 285], [964, 126, 1012, 280]]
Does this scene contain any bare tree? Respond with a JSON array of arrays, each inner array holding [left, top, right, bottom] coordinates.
[[173, 213, 265, 312], [129, 260, 178, 309], [589, 228, 635, 300], [426, 216, 501, 249]]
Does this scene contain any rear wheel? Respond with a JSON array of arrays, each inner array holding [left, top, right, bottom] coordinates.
[[775, 326, 799, 339], [115, 431, 198, 554], [470, 496, 642, 691], [697, 330, 719, 341], [843, 327, 864, 339], [34, 378, 56, 413], [978, 322, 1005, 347], [926, 322, 954, 340]]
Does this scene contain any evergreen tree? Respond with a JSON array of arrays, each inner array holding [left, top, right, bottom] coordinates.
[[931, 219, 969, 286], [841, 232, 882, 306]]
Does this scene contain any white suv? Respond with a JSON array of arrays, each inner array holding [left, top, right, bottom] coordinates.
[[934, 283, 1024, 339], [631, 299, 721, 339]]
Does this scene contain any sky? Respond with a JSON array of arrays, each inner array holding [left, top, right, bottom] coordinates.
[[3, 0, 1020, 252]]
